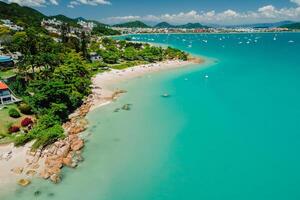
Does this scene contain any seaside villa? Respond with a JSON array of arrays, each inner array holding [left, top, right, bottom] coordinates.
[[0, 81, 20, 106]]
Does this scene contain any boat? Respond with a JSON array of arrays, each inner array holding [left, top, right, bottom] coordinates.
[[161, 93, 170, 98]]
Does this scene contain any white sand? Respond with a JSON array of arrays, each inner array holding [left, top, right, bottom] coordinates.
[[90, 59, 201, 110], [0, 142, 45, 194]]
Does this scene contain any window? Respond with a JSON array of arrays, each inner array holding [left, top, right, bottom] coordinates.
[[0, 90, 10, 96]]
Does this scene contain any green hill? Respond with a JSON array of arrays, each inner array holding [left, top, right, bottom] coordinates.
[[280, 22, 300, 29], [113, 21, 150, 28], [0, 1, 45, 27], [154, 22, 209, 29], [154, 22, 176, 28], [0, 2, 119, 35], [48, 14, 80, 27], [177, 23, 209, 29]]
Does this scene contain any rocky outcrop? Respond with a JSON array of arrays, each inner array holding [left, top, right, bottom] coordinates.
[[39, 134, 85, 183], [18, 179, 31, 187]]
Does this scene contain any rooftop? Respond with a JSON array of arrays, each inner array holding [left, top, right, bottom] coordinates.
[[0, 81, 9, 90], [0, 56, 12, 63]]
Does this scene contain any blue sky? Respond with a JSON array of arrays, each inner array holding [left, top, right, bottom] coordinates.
[[2, 0, 300, 24]]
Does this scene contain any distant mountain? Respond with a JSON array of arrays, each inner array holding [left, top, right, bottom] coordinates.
[[48, 14, 80, 27], [154, 22, 209, 29], [154, 22, 176, 28], [177, 23, 209, 29], [280, 22, 300, 29], [224, 21, 295, 28], [0, 1, 45, 27], [113, 21, 150, 28]]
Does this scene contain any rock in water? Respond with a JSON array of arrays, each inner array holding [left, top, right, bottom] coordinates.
[[18, 179, 31, 187], [34, 190, 41, 196], [122, 104, 131, 110], [50, 174, 61, 184]]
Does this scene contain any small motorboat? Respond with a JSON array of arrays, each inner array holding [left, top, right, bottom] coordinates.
[[161, 93, 170, 98]]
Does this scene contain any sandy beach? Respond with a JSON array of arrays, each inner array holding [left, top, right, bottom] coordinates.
[[90, 58, 203, 110], [0, 58, 203, 192]]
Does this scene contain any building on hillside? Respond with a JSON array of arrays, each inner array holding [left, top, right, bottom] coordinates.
[[0, 55, 14, 69], [90, 52, 102, 62], [0, 81, 20, 105], [0, 19, 23, 31]]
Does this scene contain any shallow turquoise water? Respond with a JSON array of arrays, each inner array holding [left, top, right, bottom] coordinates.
[[3, 33, 300, 199]]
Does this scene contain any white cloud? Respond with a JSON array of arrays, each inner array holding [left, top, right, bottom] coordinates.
[[291, 0, 300, 6], [104, 4, 300, 25], [6, 0, 58, 6], [49, 0, 58, 5], [67, 0, 110, 8]]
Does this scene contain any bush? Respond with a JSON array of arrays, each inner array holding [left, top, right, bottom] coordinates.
[[8, 125, 20, 133], [31, 124, 64, 150], [9, 108, 21, 118], [14, 134, 32, 147], [21, 117, 33, 127], [18, 103, 33, 115]]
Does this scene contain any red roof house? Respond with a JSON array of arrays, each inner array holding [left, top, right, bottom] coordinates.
[[0, 81, 20, 105]]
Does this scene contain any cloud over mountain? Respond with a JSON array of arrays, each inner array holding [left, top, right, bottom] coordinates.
[[104, 4, 300, 25]]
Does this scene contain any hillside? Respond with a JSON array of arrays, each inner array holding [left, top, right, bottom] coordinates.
[[177, 23, 209, 29], [0, 1, 45, 27], [223, 21, 295, 28], [113, 21, 150, 28], [154, 22, 176, 28], [154, 22, 209, 29], [0, 2, 119, 35], [280, 22, 300, 29], [48, 14, 80, 27]]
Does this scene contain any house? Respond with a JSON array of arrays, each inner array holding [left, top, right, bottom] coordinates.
[[0, 55, 14, 69], [90, 52, 102, 62], [0, 81, 20, 105]]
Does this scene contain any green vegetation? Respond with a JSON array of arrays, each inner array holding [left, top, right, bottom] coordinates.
[[92, 25, 120, 36], [113, 21, 150, 28], [90, 37, 188, 69], [0, 25, 11, 36], [0, 104, 34, 144], [0, 1, 45, 28], [281, 22, 300, 29], [0, 69, 16, 79], [8, 108, 21, 118], [0, 27, 92, 148]]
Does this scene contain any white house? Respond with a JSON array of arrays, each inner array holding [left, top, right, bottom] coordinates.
[[0, 81, 20, 105]]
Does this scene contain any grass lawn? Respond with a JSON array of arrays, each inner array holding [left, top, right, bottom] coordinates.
[[0, 69, 16, 79], [0, 104, 33, 144]]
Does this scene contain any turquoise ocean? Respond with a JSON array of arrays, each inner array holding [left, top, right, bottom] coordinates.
[[3, 32, 300, 200]]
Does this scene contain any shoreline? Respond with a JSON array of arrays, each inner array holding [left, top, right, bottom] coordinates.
[[90, 58, 203, 111], [0, 57, 204, 193]]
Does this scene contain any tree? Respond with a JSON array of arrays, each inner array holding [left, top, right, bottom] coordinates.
[[123, 47, 138, 61], [0, 26, 10, 36]]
